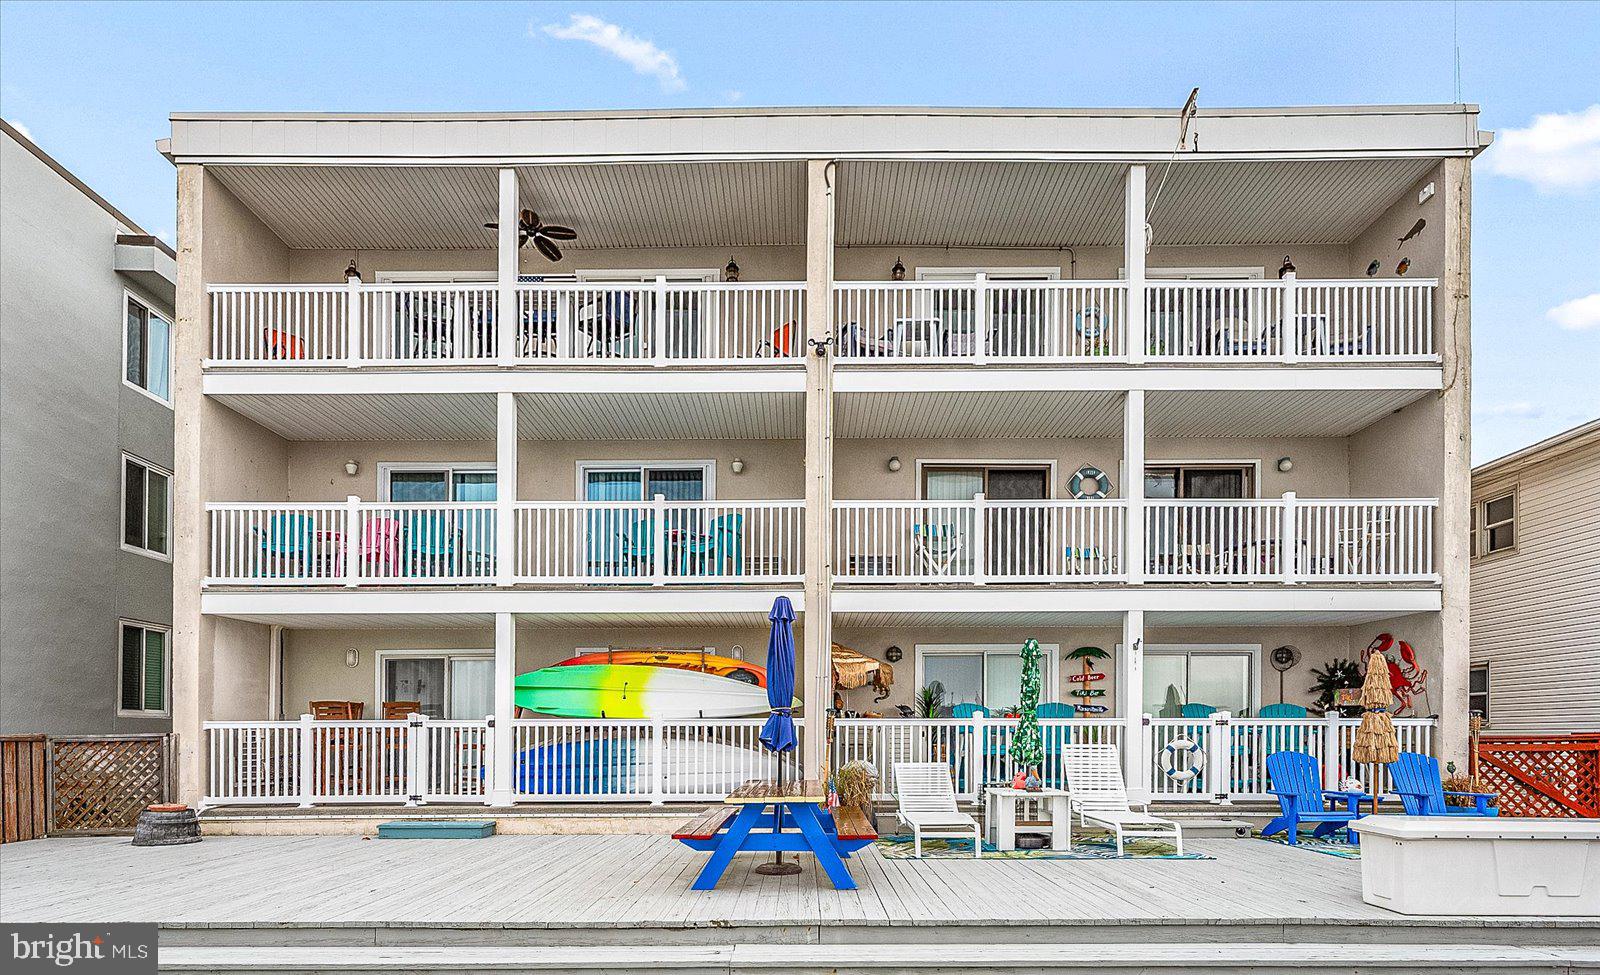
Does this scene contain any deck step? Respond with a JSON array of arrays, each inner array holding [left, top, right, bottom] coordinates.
[[375, 820, 495, 839], [160, 943, 1600, 974]]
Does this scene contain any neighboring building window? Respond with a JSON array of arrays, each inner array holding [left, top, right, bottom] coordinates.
[[124, 294, 172, 403], [123, 454, 171, 558], [120, 621, 170, 716], [1469, 665, 1490, 721], [918, 644, 1058, 714], [1478, 493, 1516, 555]]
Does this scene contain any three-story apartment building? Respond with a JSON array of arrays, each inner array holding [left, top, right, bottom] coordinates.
[[166, 105, 1481, 812]]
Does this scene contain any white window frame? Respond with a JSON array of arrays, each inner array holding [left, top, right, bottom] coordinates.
[[1474, 489, 1517, 558], [1143, 459, 1263, 499], [913, 459, 1058, 500], [121, 290, 173, 408], [117, 620, 172, 718], [915, 266, 1063, 282], [376, 462, 497, 502], [121, 452, 172, 562], [914, 643, 1061, 709], [575, 460, 717, 501], [374, 270, 496, 283], [1137, 266, 1267, 280], [1142, 643, 1262, 717], [373, 648, 495, 720], [1469, 664, 1490, 723]]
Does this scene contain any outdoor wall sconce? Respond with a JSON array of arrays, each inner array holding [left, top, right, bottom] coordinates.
[[1278, 255, 1296, 278], [890, 257, 906, 281], [885, 645, 904, 664], [344, 258, 361, 282], [887, 456, 902, 473], [1276, 457, 1294, 473], [344, 460, 360, 477], [344, 648, 359, 669], [730, 458, 745, 475], [723, 257, 740, 282]]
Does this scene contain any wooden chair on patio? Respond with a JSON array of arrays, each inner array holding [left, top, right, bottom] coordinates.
[[382, 700, 422, 719], [309, 701, 363, 794], [311, 700, 363, 719]]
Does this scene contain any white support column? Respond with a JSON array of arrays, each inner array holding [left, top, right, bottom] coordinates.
[[1124, 165, 1147, 365], [800, 158, 836, 780], [1123, 389, 1146, 584], [496, 392, 517, 586], [497, 168, 518, 366], [1119, 610, 1146, 802], [489, 611, 516, 807], [1281, 268, 1299, 363], [1281, 491, 1299, 585]]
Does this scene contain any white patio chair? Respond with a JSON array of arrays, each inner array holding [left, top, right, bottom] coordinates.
[[1059, 744, 1183, 855], [891, 762, 981, 858], [912, 523, 965, 577]]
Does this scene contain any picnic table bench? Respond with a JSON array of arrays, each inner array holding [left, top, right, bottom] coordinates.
[[673, 779, 877, 890]]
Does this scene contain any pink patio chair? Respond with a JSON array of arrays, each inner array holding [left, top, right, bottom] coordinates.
[[362, 518, 403, 577]]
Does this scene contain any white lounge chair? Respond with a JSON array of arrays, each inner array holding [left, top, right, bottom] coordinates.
[[891, 762, 982, 858], [1059, 744, 1183, 855]]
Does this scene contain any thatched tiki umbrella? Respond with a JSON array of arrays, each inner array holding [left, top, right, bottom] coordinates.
[[1351, 649, 1399, 814]]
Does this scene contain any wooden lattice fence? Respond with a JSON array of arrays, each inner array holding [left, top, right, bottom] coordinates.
[[49, 734, 172, 834], [1475, 734, 1600, 818], [1, 735, 50, 843]]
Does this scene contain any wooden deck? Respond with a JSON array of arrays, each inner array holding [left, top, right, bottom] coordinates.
[[3, 834, 1596, 948]]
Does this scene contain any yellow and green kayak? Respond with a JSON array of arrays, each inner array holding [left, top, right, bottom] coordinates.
[[515, 664, 793, 719]]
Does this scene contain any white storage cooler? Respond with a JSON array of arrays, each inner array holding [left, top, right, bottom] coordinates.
[[1351, 815, 1600, 916]]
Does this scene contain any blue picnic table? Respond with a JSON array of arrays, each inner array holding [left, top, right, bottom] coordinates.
[[672, 779, 876, 890]]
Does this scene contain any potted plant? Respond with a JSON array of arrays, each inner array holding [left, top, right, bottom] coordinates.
[[915, 681, 947, 719]]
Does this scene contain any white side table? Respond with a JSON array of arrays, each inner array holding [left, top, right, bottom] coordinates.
[[985, 787, 1072, 852]]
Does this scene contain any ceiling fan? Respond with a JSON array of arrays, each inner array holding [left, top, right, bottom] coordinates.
[[484, 208, 577, 262]]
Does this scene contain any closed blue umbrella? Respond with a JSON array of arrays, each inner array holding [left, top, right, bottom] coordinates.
[[755, 595, 800, 876], [759, 596, 798, 755]]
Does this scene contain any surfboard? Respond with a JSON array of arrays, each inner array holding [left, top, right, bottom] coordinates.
[[556, 651, 766, 687], [515, 664, 790, 718]]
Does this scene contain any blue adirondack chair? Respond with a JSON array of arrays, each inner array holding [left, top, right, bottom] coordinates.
[[403, 510, 457, 577], [255, 513, 317, 577], [1036, 702, 1077, 719], [948, 703, 988, 790], [1263, 751, 1370, 845], [1388, 751, 1498, 817], [679, 513, 744, 577], [1180, 702, 1218, 718], [1257, 702, 1309, 753]]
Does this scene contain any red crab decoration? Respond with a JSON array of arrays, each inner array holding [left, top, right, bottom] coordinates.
[[1362, 633, 1429, 715]]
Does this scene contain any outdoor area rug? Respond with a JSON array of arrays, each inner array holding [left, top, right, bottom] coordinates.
[[875, 833, 1210, 860], [1255, 831, 1361, 859]]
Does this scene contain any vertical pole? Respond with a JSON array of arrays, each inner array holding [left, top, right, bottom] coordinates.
[[1123, 389, 1146, 584], [652, 493, 667, 585], [406, 714, 424, 806], [497, 168, 518, 366], [1209, 712, 1231, 803], [973, 272, 989, 365], [1125, 165, 1147, 365], [496, 392, 517, 587], [297, 713, 315, 808], [1281, 491, 1298, 585], [800, 159, 836, 781], [649, 715, 666, 806], [967, 711, 985, 800], [1119, 610, 1146, 801], [344, 496, 361, 587], [345, 272, 363, 368], [653, 275, 669, 366], [1323, 708, 1343, 791], [489, 612, 516, 807], [1282, 269, 1298, 363], [970, 493, 987, 585]]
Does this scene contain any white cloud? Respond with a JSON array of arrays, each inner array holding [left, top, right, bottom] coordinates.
[[7, 118, 33, 141], [1475, 401, 1544, 419], [1547, 292, 1600, 331], [724, 90, 744, 104], [1484, 104, 1600, 192], [540, 14, 685, 92]]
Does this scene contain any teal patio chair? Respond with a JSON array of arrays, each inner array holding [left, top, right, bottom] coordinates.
[[1180, 703, 1218, 719], [678, 513, 744, 577], [403, 511, 457, 577], [1262, 751, 1369, 846], [1387, 751, 1498, 817], [255, 513, 317, 578]]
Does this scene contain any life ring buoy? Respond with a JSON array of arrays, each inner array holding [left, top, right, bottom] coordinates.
[[1068, 465, 1112, 500], [1075, 306, 1106, 340], [1158, 737, 1206, 782]]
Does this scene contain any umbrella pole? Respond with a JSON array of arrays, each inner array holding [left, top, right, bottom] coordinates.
[[754, 745, 800, 875]]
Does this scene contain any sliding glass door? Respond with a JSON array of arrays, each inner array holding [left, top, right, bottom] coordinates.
[[582, 464, 708, 576]]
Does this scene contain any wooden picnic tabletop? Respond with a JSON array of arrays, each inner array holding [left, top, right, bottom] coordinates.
[[724, 779, 827, 804]]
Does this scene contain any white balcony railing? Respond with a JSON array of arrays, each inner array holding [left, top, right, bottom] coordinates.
[[1145, 496, 1438, 583], [834, 279, 1127, 361], [513, 499, 805, 584], [832, 498, 1125, 582], [203, 713, 1437, 807], [205, 499, 803, 586], [1145, 278, 1436, 360], [206, 280, 804, 366]]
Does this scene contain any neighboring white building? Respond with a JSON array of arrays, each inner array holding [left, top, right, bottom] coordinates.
[[1470, 418, 1600, 735], [164, 104, 1482, 811]]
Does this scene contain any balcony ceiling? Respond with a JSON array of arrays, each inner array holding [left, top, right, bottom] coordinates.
[[835, 387, 1428, 439], [210, 155, 1435, 253]]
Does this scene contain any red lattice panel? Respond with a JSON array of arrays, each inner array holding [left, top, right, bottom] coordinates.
[[50, 736, 170, 833], [1477, 735, 1600, 818]]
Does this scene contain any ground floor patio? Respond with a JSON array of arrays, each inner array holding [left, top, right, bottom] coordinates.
[[4, 834, 1594, 947]]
